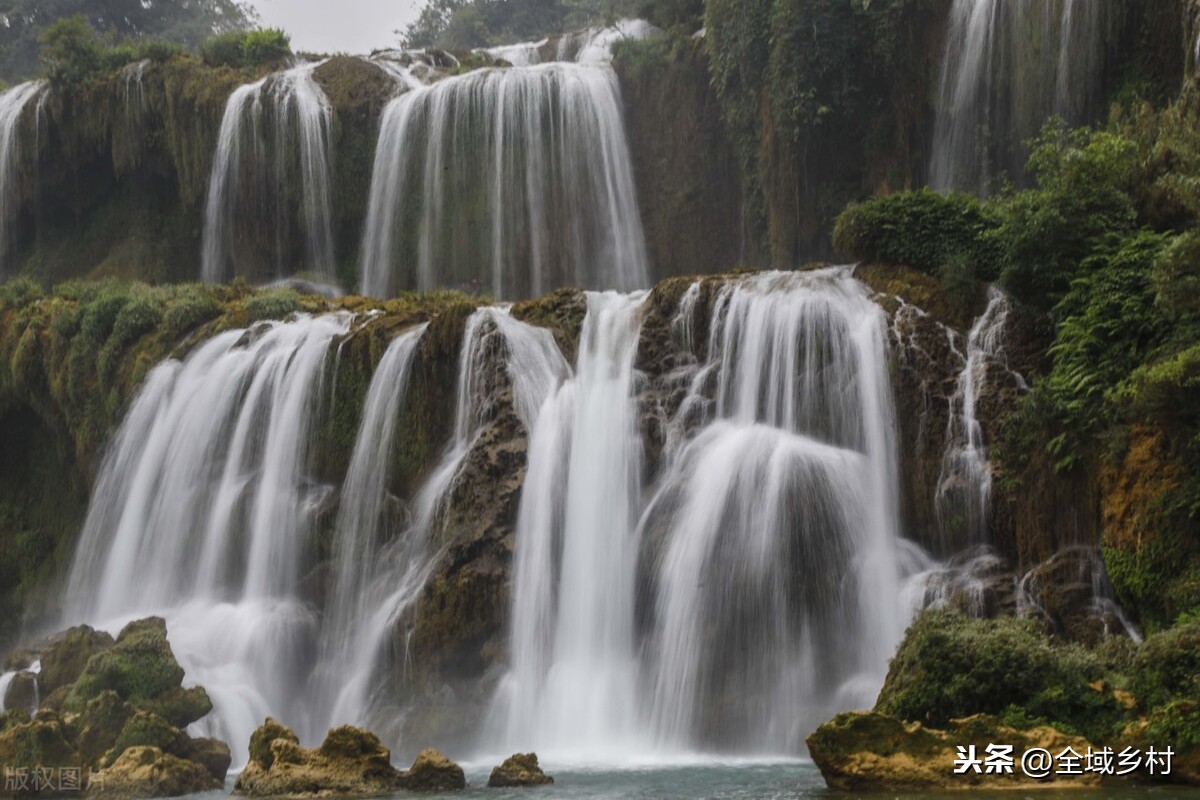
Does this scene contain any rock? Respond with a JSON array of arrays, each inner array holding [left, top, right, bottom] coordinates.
[[0, 715, 81, 773], [39, 685, 71, 713], [77, 690, 132, 766], [185, 737, 232, 784], [65, 617, 185, 712], [3, 671, 37, 713], [807, 711, 1100, 790], [3, 649, 38, 672], [138, 686, 213, 729], [38, 624, 115, 696], [487, 752, 554, 787], [398, 748, 467, 792], [1119, 700, 1200, 785], [105, 711, 190, 765], [89, 745, 220, 798], [235, 721, 405, 797]]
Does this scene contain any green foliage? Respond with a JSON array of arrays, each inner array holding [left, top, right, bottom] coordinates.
[[243, 288, 301, 322], [0, 277, 42, 309], [2, 0, 256, 83], [161, 290, 223, 341], [1131, 622, 1200, 711], [992, 123, 1139, 310], [833, 189, 1000, 278], [1145, 700, 1200, 750], [876, 608, 1129, 743], [402, 0, 665, 50], [198, 28, 291, 69], [38, 15, 190, 88]]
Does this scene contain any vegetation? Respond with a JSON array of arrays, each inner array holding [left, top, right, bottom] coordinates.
[[1, 0, 257, 83], [198, 28, 292, 69], [876, 608, 1129, 743]]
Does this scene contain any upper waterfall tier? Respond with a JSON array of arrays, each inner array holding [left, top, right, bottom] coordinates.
[[931, 0, 1125, 194]]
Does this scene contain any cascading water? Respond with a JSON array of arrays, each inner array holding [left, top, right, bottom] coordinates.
[[359, 29, 652, 300], [935, 287, 1012, 548], [492, 291, 648, 758], [0, 81, 44, 278], [202, 62, 335, 285], [930, 0, 1123, 193], [64, 313, 352, 765], [492, 270, 916, 759]]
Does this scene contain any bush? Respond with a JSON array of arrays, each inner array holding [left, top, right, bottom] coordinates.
[[243, 288, 300, 322], [993, 123, 1138, 311], [161, 291, 223, 341], [876, 608, 1128, 742], [1131, 622, 1200, 710], [832, 189, 1000, 278], [0, 277, 42, 309], [199, 28, 291, 69], [39, 15, 102, 87]]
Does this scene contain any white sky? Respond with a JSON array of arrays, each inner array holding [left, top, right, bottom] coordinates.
[[245, 0, 423, 55]]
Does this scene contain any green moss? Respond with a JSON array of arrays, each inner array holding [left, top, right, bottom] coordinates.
[[66, 618, 185, 711], [248, 718, 298, 770], [108, 711, 188, 764], [243, 288, 301, 322]]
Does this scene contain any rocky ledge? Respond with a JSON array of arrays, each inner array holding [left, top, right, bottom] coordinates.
[[487, 752, 554, 787], [806, 711, 1100, 791], [234, 719, 466, 796], [0, 617, 229, 798]]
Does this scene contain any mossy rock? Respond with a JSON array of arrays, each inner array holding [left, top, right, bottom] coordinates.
[[37, 624, 116, 695], [137, 685, 212, 729], [77, 690, 132, 766], [248, 717, 299, 770], [487, 752, 554, 787], [65, 617, 185, 712], [397, 748, 466, 793], [89, 745, 220, 797], [0, 716, 81, 772], [2, 672, 37, 713], [106, 711, 189, 766], [185, 737, 232, 784], [1132, 622, 1200, 710]]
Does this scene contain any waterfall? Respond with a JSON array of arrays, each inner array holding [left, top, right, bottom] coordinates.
[[935, 287, 1012, 548], [492, 291, 648, 758], [492, 269, 914, 758], [201, 62, 335, 285], [63, 313, 352, 765], [0, 81, 43, 278], [359, 35, 652, 300], [477, 19, 660, 66], [644, 271, 906, 752], [930, 0, 1123, 194]]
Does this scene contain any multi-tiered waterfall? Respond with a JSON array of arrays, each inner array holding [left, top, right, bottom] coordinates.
[[202, 62, 335, 285], [56, 267, 929, 765], [931, 0, 1124, 193], [359, 24, 654, 299]]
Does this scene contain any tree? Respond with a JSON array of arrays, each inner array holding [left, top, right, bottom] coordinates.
[[0, 0, 258, 82]]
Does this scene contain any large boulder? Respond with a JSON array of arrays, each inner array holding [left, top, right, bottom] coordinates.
[[185, 737, 232, 784], [235, 720, 466, 796], [487, 752, 553, 787], [38, 625, 115, 696], [0, 714, 82, 776], [807, 711, 1100, 790], [77, 690, 132, 765], [89, 745, 221, 798]]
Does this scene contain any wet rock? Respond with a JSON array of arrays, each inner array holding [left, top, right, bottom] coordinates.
[[3, 650, 38, 672], [65, 617, 185, 712], [185, 737, 232, 784], [234, 721, 448, 796], [138, 686, 212, 729], [487, 752, 554, 787], [0, 715, 82, 774], [89, 745, 220, 797], [3, 671, 37, 713], [38, 624, 115, 696], [807, 711, 1099, 790], [398, 748, 467, 792], [77, 690, 131, 765], [104, 711, 190, 765]]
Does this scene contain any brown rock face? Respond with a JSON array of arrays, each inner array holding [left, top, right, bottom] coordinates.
[[2, 671, 37, 713], [234, 720, 465, 796], [807, 711, 1100, 791], [89, 745, 220, 798], [488, 752, 554, 787]]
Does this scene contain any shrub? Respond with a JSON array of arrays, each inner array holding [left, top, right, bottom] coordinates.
[[832, 189, 999, 278], [161, 291, 223, 341], [876, 608, 1128, 742], [243, 288, 300, 322], [0, 277, 42, 309], [39, 15, 102, 87], [199, 28, 291, 69], [1131, 622, 1200, 710]]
